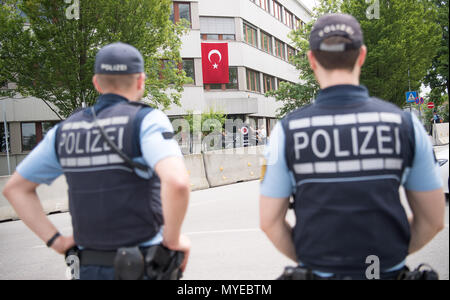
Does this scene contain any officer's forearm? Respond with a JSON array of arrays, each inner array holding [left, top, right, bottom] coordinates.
[[408, 216, 444, 255], [263, 220, 297, 263], [406, 189, 445, 255], [3, 173, 59, 244], [160, 178, 190, 247]]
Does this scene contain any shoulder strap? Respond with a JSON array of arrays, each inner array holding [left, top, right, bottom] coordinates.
[[91, 107, 148, 172]]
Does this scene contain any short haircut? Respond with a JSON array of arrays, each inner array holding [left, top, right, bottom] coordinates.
[[95, 73, 141, 91], [311, 36, 361, 71]]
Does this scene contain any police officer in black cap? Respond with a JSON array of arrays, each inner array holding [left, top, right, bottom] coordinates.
[[259, 14, 445, 279], [3, 42, 191, 280]]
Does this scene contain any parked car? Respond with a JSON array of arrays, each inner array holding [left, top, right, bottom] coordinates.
[[435, 145, 449, 198]]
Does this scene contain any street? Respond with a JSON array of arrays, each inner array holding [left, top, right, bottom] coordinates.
[[0, 180, 448, 280]]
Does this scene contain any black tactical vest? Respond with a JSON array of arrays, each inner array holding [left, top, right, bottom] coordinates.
[[281, 85, 415, 274], [55, 94, 163, 250]]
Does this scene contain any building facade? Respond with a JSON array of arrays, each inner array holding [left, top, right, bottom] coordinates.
[[0, 0, 312, 175]]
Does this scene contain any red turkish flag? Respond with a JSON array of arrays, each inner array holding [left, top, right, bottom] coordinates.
[[201, 43, 229, 84]]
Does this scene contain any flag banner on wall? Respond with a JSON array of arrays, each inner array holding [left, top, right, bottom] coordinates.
[[201, 43, 229, 84]]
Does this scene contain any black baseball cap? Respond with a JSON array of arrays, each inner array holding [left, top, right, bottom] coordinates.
[[309, 14, 364, 52], [95, 42, 144, 74]]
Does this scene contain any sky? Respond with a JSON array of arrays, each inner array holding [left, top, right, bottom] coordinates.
[[301, 0, 317, 11]]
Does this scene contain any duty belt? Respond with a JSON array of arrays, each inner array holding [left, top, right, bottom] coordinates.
[[65, 244, 184, 280], [277, 265, 439, 280]]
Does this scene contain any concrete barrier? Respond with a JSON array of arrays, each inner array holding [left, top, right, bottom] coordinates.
[[433, 123, 449, 146], [184, 154, 210, 191], [0, 176, 69, 221], [202, 146, 265, 188], [0, 148, 264, 221]]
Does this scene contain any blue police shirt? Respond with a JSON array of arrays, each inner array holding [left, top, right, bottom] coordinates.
[[16, 104, 182, 246]]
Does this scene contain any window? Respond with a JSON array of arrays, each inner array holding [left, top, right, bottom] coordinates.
[[204, 67, 238, 91], [284, 10, 294, 28], [246, 69, 261, 93], [161, 59, 195, 83], [274, 39, 285, 60], [253, 0, 270, 12], [260, 31, 273, 54], [200, 17, 236, 40], [227, 67, 238, 89], [287, 46, 296, 63], [296, 18, 305, 32], [201, 34, 235, 41], [182, 59, 195, 83], [1, 123, 10, 153], [222, 34, 236, 40], [263, 74, 276, 93], [21, 121, 58, 152], [21, 123, 37, 152], [170, 2, 191, 26], [272, 1, 282, 21], [243, 22, 257, 47]]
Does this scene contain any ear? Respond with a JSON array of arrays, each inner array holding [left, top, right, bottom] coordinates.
[[92, 75, 103, 94], [136, 72, 146, 91], [358, 46, 367, 68], [307, 50, 317, 71]]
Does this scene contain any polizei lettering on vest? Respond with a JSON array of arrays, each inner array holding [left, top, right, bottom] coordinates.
[[58, 127, 125, 156], [289, 112, 404, 175], [293, 124, 401, 160]]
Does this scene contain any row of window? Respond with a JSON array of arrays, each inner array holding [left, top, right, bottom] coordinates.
[[1, 121, 58, 153], [244, 22, 297, 62], [246, 69, 293, 94], [250, 0, 306, 30], [163, 59, 291, 94]]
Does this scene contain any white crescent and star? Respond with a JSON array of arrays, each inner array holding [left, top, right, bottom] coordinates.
[[208, 49, 222, 69]]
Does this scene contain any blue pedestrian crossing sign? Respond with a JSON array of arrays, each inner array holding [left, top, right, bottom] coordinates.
[[406, 91, 418, 103]]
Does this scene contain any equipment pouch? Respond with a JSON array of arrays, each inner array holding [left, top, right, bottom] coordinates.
[[399, 264, 439, 280], [145, 244, 184, 280], [114, 246, 145, 280]]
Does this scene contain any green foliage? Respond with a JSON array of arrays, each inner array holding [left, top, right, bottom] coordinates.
[[269, 0, 442, 117], [183, 109, 227, 135], [424, 0, 449, 102], [0, 0, 190, 117], [342, 0, 441, 107]]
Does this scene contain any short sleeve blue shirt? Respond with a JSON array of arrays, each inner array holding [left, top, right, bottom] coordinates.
[[17, 108, 182, 184]]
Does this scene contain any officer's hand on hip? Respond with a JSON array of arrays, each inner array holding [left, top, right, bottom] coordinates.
[[163, 234, 191, 272], [51, 235, 76, 255]]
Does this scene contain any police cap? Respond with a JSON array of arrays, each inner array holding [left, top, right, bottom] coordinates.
[[95, 42, 144, 74], [309, 13, 364, 52]]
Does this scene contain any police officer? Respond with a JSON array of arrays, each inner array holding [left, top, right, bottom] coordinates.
[[3, 42, 191, 280], [259, 14, 446, 280]]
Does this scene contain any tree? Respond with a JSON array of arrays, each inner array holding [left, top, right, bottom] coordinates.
[[0, 0, 191, 118], [268, 0, 441, 117], [265, 0, 340, 118], [342, 0, 441, 107], [424, 0, 449, 105]]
